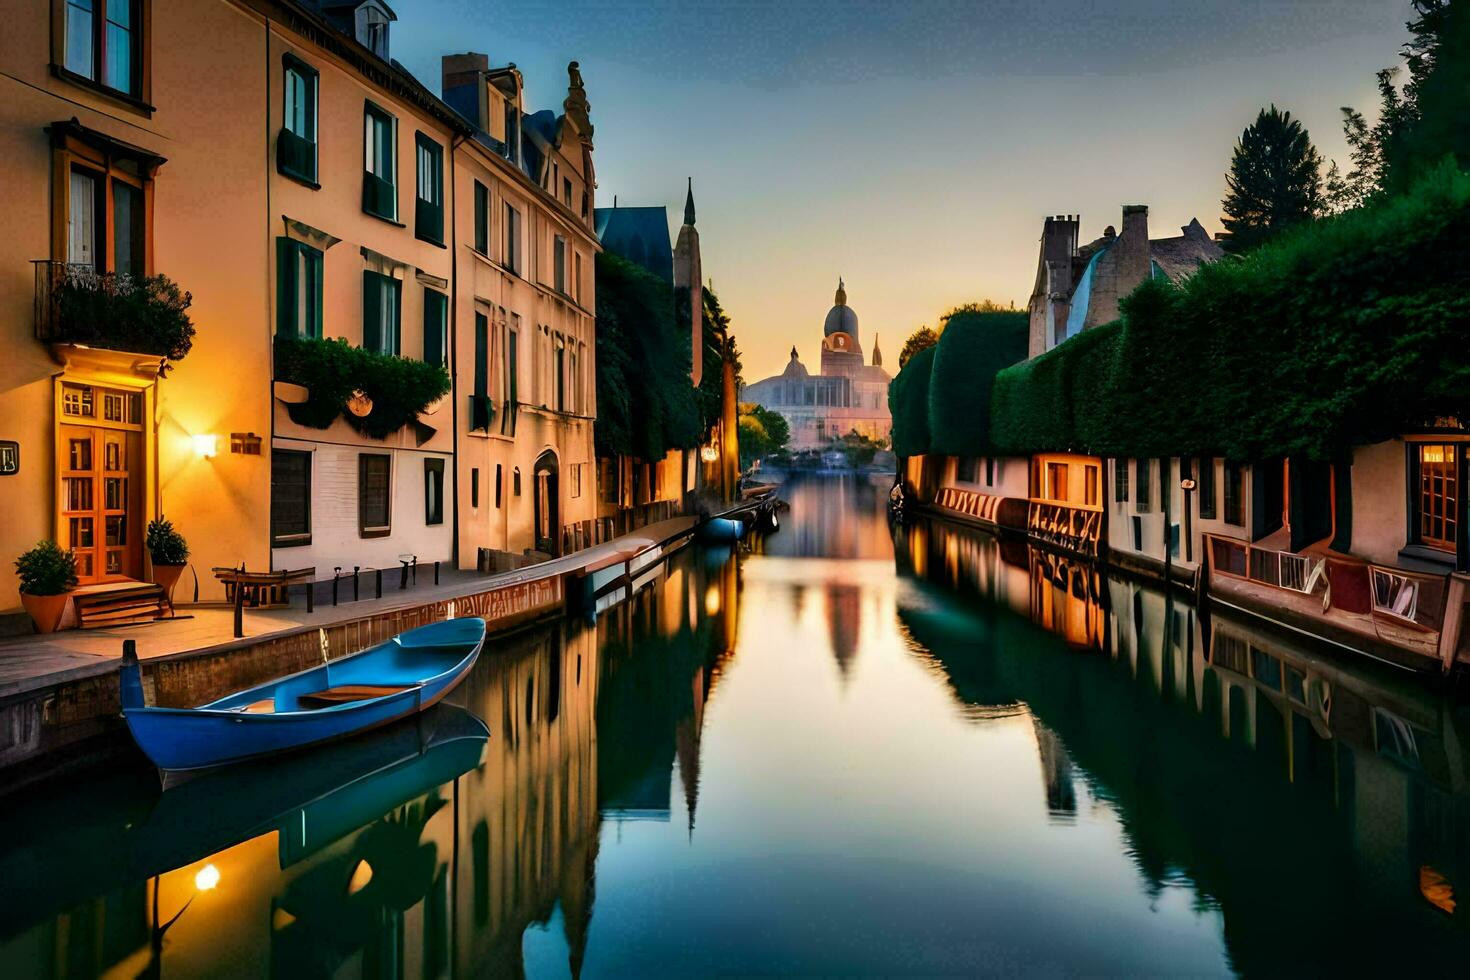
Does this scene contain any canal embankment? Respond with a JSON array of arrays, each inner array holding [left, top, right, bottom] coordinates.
[[0, 511, 745, 786]]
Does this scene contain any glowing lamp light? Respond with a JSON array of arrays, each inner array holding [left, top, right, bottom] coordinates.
[[194, 863, 221, 892], [704, 585, 721, 617], [192, 434, 219, 459], [700, 445, 719, 463], [347, 859, 374, 896]]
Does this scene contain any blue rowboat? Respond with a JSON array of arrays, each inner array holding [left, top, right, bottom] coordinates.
[[119, 617, 487, 773]]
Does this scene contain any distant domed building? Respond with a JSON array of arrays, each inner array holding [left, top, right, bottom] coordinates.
[[742, 279, 892, 450]]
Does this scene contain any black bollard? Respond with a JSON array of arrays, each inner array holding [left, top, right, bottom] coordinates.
[[354, 566, 361, 602], [434, 560, 440, 585], [232, 570, 244, 639], [399, 560, 408, 591], [305, 578, 314, 613], [332, 567, 340, 606], [411, 556, 418, 585], [376, 568, 383, 599]]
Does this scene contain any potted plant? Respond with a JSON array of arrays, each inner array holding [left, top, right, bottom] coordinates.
[[15, 540, 78, 634], [146, 517, 189, 608]]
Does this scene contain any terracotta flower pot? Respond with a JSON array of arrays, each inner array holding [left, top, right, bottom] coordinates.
[[20, 592, 69, 634], [151, 563, 186, 611]]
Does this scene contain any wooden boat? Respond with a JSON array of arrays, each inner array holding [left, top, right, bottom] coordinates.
[[119, 617, 487, 773]]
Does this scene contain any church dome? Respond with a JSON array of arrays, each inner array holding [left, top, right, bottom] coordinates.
[[823, 278, 859, 337], [782, 346, 809, 378]]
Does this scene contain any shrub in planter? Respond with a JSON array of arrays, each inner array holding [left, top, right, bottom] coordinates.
[[146, 517, 189, 610], [274, 335, 450, 439], [15, 540, 79, 634]]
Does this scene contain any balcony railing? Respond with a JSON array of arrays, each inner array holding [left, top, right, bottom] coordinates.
[[31, 260, 195, 365]]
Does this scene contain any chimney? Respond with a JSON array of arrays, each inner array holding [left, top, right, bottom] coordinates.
[[442, 52, 490, 129], [1117, 204, 1151, 296]]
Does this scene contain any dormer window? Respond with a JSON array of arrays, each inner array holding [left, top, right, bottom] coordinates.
[[353, 1, 395, 60]]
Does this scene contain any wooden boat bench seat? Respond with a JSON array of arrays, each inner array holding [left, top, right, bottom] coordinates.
[[235, 699, 276, 714], [296, 684, 416, 708]]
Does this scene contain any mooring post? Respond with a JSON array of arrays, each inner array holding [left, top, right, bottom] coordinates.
[[332, 567, 340, 606], [376, 568, 383, 599], [399, 560, 408, 591], [434, 560, 440, 585], [305, 578, 314, 614], [411, 556, 418, 585], [354, 566, 361, 602], [232, 567, 244, 639]]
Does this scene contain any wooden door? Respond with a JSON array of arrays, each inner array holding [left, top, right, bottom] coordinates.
[[59, 382, 145, 582]]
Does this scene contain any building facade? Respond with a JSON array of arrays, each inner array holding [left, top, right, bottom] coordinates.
[[742, 280, 891, 450], [0, 0, 604, 627]]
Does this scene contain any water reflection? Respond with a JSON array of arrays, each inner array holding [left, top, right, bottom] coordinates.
[[899, 515, 1470, 973], [3, 477, 1470, 975]]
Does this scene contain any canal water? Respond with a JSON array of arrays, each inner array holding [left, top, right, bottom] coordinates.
[[3, 473, 1470, 975]]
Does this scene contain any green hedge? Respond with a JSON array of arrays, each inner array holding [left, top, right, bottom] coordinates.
[[926, 310, 1029, 457], [981, 163, 1470, 461], [274, 335, 450, 440], [889, 344, 936, 458]]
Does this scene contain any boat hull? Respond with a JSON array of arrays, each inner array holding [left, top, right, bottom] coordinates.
[[120, 618, 486, 773]]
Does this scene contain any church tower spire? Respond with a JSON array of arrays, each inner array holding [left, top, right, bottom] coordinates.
[[834, 277, 846, 307], [872, 333, 883, 368], [683, 177, 696, 226]]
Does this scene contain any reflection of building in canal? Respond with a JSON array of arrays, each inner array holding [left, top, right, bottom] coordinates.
[[896, 514, 1470, 972], [596, 549, 740, 830]]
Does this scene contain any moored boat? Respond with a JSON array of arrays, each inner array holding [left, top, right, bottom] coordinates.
[[119, 617, 487, 773]]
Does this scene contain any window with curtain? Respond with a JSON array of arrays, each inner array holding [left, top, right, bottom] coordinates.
[[363, 103, 396, 219], [358, 454, 391, 537], [65, 0, 140, 97], [424, 458, 444, 525], [279, 56, 318, 183], [362, 271, 400, 355], [415, 133, 444, 244], [276, 238, 323, 338]]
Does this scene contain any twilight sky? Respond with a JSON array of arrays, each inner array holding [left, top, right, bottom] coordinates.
[[394, 0, 1411, 382]]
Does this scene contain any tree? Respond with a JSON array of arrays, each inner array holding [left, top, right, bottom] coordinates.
[[1221, 105, 1325, 252], [898, 326, 939, 370], [736, 403, 790, 467]]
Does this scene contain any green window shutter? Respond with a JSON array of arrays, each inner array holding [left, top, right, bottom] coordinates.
[[424, 289, 446, 367], [474, 181, 488, 253], [470, 312, 489, 431], [306, 247, 324, 339], [363, 272, 382, 353], [276, 238, 298, 335]]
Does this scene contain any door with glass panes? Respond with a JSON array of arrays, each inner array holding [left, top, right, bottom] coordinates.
[[59, 382, 145, 582]]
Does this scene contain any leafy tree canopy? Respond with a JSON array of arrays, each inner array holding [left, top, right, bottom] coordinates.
[[1221, 105, 1325, 252]]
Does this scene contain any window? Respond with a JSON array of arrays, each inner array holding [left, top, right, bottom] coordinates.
[[470, 311, 491, 431], [554, 235, 566, 293], [986, 457, 996, 487], [276, 239, 323, 338], [1135, 459, 1151, 513], [358, 453, 391, 537], [1084, 465, 1099, 508], [571, 462, 582, 498], [270, 449, 312, 546], [473, 180, 488, 253], [574, 251, 583, 303], [1114, 458, 1129, 502], [424, 458, 444, 525], [415, 133, 444, 244], [1416, 444, 1459, 551], [363, 102, 397, 220], [362, 271, 401, 355], [504, 203, 520, 273], [422, 288, 446, 367], [502, 322, 519, 435], [555, 335, 566, 412], [471, 467, 479, 508], [1046, 462, 1069, 502], [1198, 457, 1217, 520], [495, 464, 503, 508], [66, 161, 145, 277], [360, 3, 390, 58], [562, 176, 572, 207], [513, 467, 522, 496], [1224, 461, 1244, 526], [279, 56, 318, 183], [957, 457, 978, 483], [64, 0, 141, 98]]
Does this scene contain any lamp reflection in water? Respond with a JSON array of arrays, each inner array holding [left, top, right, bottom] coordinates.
[[145, 861, 221, 975]]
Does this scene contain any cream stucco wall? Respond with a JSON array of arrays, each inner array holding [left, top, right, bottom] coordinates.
[[1350, 439, 1409, 566]]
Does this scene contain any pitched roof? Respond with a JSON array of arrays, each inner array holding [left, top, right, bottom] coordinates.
[[595, 206, 673, 281]]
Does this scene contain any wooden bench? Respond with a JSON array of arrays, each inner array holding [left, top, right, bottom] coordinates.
[[212, 566, 316, 609], [296, 684, 414, 708]]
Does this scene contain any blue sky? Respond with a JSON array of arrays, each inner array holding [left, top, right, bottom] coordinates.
[[393, 0, 1411, 381]]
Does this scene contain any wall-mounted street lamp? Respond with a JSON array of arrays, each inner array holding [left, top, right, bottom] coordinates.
[[192, 434, 219, 459]]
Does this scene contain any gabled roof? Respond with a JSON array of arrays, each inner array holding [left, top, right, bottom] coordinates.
[[594, 206, 673, 281]]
